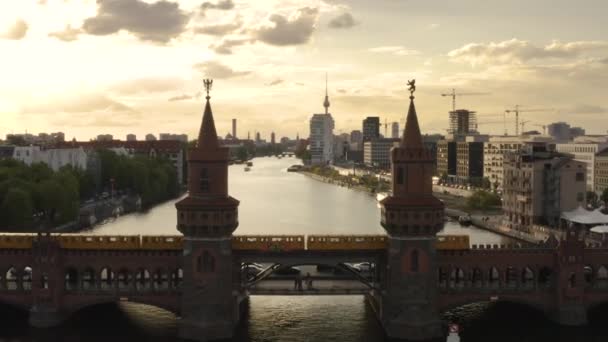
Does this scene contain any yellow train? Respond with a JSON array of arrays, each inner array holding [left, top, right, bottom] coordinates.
[[436, 235, 470, 250], [0, 234, 35, 249], [307, 235, 388, 250], [232, 235, 305, 251], [0, 234, 469, 251]]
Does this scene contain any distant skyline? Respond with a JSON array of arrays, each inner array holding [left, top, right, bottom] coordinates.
[[1, 0, 608, 140]]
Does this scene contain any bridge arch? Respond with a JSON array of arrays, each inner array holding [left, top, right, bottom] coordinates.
[[65, 267, 79, 291], [5, 266, 18, 290], [82, 267, 96, 290], [100, 267, 115, 290]]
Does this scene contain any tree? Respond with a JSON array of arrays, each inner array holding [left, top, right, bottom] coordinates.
[[602, 188, 608, 206], [587, 191, 599, 208], [236, 146, 248, 161], [467, 190, 502, 210], [1, 188, 33, 229]]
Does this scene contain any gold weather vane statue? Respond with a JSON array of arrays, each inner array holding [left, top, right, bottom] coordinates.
[[203, 79, 213, 100], [407, 79, 416, 98]]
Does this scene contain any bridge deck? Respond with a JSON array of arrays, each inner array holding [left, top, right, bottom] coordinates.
[[249, 279, 371, 295]]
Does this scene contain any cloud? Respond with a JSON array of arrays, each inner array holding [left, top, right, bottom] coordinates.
[[254, 7, 318, 46], [266, 79, 283, 86], [109, 77, 184, 95], [48, 25, 82, 42], [448, 39, 608, 66], [168, 92, 201, 102], [368, 46, 420, 56], [200, 0, 234, 11], [82, 0, 190, 43], [194, 21, 242, 36], [193, 61, 250, 79], [328, 12, 358, 29], [1, 19, 28, 40], [22, 94, 136, 115], [566, 104, 608, 114], [210, 38, 252, 54]]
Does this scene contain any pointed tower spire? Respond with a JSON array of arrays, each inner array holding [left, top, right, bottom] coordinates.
[[323, 73, 330, 114], [401, 79, 423, 149], [197, 79, 219, 149]]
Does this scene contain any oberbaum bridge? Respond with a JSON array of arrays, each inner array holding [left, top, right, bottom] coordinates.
[[2, 79, 608, 341]]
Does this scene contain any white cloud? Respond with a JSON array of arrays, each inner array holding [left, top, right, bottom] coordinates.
[[193, 61, 251, 79], [328, 12, 358, 29], [82, 0, 190, 43], [448, 39, 608, 66], [48, 25, 82, 42], [1, 19, 28, 40], [254, 7, 319, 46], [368, 46, 420, 56]]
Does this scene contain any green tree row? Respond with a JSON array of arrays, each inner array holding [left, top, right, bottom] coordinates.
[[97, 150, 180, 208], [0, 160, 82, 230]]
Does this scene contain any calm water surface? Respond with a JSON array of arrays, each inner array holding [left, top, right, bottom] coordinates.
[[4, 157, 608, 341]]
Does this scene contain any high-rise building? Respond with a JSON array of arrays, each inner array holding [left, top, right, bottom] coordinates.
[[547, 122, 572, 141], [502, 151, 586, 229], [126, 134, 137, 141], [309, 79, 334, 165], [391, 122, 399, 139], [159, 133, 188, 142], [595, 148, 608, 196], [145, 134, 157, 141], [232, 119, 237, 139], [271, 132, 276, 144], [96, 134, 113, 141], [483, 135, 554, 191], [556, 137, 608, 191], [255, 132, 261, 142], [363, 138, 400, 168], [448, 109, 478, 136], [362, 117, 380, 141]]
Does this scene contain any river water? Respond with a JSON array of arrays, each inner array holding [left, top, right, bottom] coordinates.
[[3, 157, 608, 341]]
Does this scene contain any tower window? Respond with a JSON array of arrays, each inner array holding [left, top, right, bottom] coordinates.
[[197, 251, 216, 273], [397, 167, 404, 185], [200, 168, 210, 192], [411, 250, 419, 272]]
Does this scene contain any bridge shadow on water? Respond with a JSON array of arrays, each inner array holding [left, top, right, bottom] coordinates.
[[444, 301, 608, 342], [0, 302, 178, 342]]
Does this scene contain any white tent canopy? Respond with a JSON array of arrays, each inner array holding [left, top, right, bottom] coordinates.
[[591, 225, 608, 234], [561, 206, 608, 225]]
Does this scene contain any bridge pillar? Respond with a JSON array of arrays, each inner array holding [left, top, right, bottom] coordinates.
[[29, 233, 66, 328], [551, 227, 588, 326], [375, 89, 445, 340], [175, 84, 242, 341]]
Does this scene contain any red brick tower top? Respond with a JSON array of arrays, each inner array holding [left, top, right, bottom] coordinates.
[[176, 79, 239, 238], [380, 80, 443, 236]]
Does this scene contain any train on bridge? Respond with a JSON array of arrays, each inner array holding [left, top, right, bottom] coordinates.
[[0, 234, 469, 251]]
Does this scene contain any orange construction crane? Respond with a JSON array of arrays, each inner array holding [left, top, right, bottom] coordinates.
[[505, 105, 552, 136], [441, 89, 490, 112]]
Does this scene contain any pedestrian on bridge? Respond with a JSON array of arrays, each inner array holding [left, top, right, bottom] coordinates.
[[296, 273, 303, 291], [305, 273, 313, 290]]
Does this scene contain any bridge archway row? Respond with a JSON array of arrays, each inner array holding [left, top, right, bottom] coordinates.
[[437, 265, 554, 290], [0, 265, 35, 291], [63, 266, 184, 292]]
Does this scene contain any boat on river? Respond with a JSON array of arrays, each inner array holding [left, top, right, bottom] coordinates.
[[458, 215, 472, 226], [244, 167, 251, 172], [246, 161, 253, 167]]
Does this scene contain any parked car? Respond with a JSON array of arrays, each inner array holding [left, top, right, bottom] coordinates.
[[242, 264, 265, 280], [274, 266, 301, 275], [352, 262, 374, 273]]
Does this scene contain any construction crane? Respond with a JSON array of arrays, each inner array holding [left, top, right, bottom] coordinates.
[[505, 105, 552, 136], [519, 120, 531, 134], [535, 124, 547, 135], [441, 89, 490, 112]]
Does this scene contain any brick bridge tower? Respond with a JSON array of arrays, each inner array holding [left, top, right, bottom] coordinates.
[[176, 79, 241, 340], [378, 80, 445, 340]]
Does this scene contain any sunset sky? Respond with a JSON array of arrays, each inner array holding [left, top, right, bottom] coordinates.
[[1, 0, 607, 141]]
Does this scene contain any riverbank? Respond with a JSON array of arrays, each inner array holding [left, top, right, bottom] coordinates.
[[300, 169, 542, 244]]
